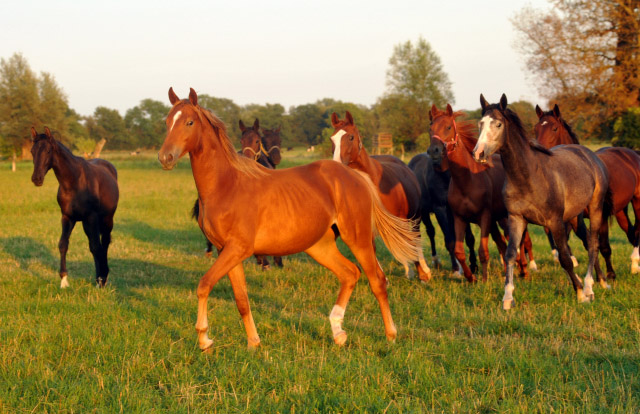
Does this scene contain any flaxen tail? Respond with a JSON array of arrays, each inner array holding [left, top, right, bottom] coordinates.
[[356, 171, 423, 267]]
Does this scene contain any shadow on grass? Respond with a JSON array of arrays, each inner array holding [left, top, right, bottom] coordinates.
[[117, 218, 205, 254], [0, 236, 58, 276]]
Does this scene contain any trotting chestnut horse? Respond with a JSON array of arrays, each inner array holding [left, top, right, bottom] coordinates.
[[30, 127, 119, 288], [158, 88, 422, 350], [330, 111, 431, 282], [473, 94, 610, 309], [535, 104, 640, 278], [427, 104, 533, 282]]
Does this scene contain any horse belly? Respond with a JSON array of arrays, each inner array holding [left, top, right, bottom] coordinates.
[[252, 214, 332, 256]]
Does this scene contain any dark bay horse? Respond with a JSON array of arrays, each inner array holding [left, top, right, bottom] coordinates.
[[261, 126, 282, 167], [330, 111, 431, 282], [158, 88, 422, 350], [473, 94, 609, 308], [427, 104, 533, 282], [536, 104, 640, 278], [408, 152, 478, 276], [30, 127, 119, 288]]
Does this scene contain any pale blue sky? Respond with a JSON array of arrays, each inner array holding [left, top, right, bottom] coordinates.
[[1, 0, 549, 116]]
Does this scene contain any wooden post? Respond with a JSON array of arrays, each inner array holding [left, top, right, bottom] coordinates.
[[91, 139, 106, 159]]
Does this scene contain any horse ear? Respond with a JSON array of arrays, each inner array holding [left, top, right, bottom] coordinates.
[[446, 104, 453, 116], [535, 104, 544, 119], [188, 87, 198, 106], [168, 87, 179, 105], [331, 112, 340, 128], [44, 126, 53, 140], [345, 111, 354, 125], [553, 104, 561, 118], [499, 94, 508, 110], [429, 104, 437, 122], [239, 119, 246, 132], [30, 127, 37, 141], [253, 118, 260, 131], [480, 94, 489, 111]]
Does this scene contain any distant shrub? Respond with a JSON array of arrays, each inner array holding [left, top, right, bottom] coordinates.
[[612, 107, 640, 149]]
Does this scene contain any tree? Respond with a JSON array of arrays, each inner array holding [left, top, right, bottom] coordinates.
[[289, 103, 325, 146], [86, 107, 131, 150], [241, 103, 294, 146], [38, 72, 70, 145], [611, 107, 640, 148], [512, 0, 640, 139], [125, 99, 170, 149], [197, 95, 242, 142], [377, 37, 454, 150]]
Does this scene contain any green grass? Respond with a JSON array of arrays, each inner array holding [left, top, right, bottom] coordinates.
[[0, 152, 638, 413]]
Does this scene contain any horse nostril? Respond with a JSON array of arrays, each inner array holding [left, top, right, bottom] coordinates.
[[167, 153, 174, 163]]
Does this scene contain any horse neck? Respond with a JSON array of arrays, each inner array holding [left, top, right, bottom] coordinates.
[[499, 126, 537, 188], [447, 144, 483, 186], [51, 143, 82, 190], [189, 129, 242, 200], [349, 147, 382, 182]]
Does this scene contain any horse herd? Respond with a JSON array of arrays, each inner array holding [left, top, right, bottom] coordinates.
[[28, 88, 640, 350]]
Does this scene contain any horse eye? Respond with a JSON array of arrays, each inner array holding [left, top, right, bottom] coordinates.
[[552, 127, 558, 132], [497, 123, 502, 128], [349, 136, 354, 141], [446, 126, 451, 130], [187, 120, 194, 126]]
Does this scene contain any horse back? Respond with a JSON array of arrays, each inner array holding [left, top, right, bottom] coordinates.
[[374, 156, 421, 219], [84, 159, 119, 214], [596, 147, 640, 211]]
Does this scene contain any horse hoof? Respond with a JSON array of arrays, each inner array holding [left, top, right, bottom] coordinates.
[[528, 260, 538, 272], [450, 270, 464, 280], [571, 256, 579, 268], [577, 290, 593, 303], [503, 299, 514, 310], [199, 338, 214, 352], [60, 275, 70, 289], [247, 337, 261, 349], [334, 331, 348, 346], [205, 251, 213, 258]]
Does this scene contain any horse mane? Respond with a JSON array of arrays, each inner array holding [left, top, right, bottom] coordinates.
[[196, 105, 267, 178], [431, 108, 478, 154], [34, 132, 82, 161], [486, 104, 553, 156]]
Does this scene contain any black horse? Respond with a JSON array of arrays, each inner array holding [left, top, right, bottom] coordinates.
[[30, 127, 119, 287], [408, 153, 477, 275], [473, 94, 610, 309]]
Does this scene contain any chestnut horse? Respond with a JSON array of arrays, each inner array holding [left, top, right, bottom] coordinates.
[[474, 94, 609, 309], [30, 127, 118, 288], [158, 88, 422, 350], [536, 104, 640, 278], [330, 111, 431, 282], [427, 104, 533, 282]]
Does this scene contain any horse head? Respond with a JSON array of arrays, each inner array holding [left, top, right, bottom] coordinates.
[[330, 110, 363, 165], [30, 126, 56, 186], [534, 104, 578, 148], [473, 93, 509, 163], [158, 87, 205, 170], [427, 104, 460, 170], [261, 126, 282, 166], [239, 118, 263, 161]]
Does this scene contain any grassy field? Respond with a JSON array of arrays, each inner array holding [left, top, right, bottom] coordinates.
[[0, 150, 638, 413]]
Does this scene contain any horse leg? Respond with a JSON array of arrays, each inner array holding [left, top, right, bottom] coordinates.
[[205, 240, 214, 257], [490, 219, 507, 268], [523, 228, 537, 271], [99, 214, 114, 286], [413, 220, 432, 282], [422, 211, 438, 267], [478, 213, 493, 282], [502, 215, 527, 310], [305, 231, 362, 345], [58, 215, 76, 288], [582, 198, 606, 302], [545, 227, 559, 262], [549, 222, 588, 302], [570, 213, 590, 267], [256, 255, 270, 270], [627, 199, 640, 274], [465, 224, 478, 274], [453, 216, 475, 282], [273, 256, 283, 267], [195, 245, 252, 350], [598, 216, 614, 286], [82, 215, 104, 287], [434, 205, 458, 273]]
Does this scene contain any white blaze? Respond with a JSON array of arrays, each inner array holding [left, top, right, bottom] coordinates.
[[331, 130, 347, 162], [170, 110, 182, 132], [476, 115, 494, 152]]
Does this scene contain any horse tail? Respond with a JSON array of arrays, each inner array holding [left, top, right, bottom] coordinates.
[[603, 187, 614, 226], [191, 198, 200, 221], [355, 171, 422, 266]]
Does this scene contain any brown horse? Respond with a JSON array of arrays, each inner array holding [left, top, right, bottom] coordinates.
[[535, 104, 640, 278], [158, 88, 422, 350], [427, 104, 532, 282], [239, 118, 283, 268], [330, 111, 431, 282], [30, 127, 119, 288], [261, 126, 282, 167]]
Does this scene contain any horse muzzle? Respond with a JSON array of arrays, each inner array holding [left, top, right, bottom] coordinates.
[[158, 148, 180, 170], [31, 174, 44, 186]]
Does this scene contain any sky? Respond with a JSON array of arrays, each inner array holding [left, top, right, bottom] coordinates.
[[1, 0, 550, 117]]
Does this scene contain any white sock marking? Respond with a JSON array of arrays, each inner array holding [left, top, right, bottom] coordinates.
[[60, 275, 70, 289], [330, 130, 346, 162], [329, 305, 345, 337]]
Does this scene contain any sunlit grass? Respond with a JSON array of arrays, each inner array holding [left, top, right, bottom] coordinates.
[[0, 153, 638, 413]]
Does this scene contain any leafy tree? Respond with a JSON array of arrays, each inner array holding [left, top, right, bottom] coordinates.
[[512, 0, 640, 139], [289, 103, 325, 146], [241, 103, 295, 146], [377, 37, 454, 150], [612, 107, 640, 149], [86, 107, 131, 150], [125, 99, 170, 149], [38, 72, 70, 145]]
